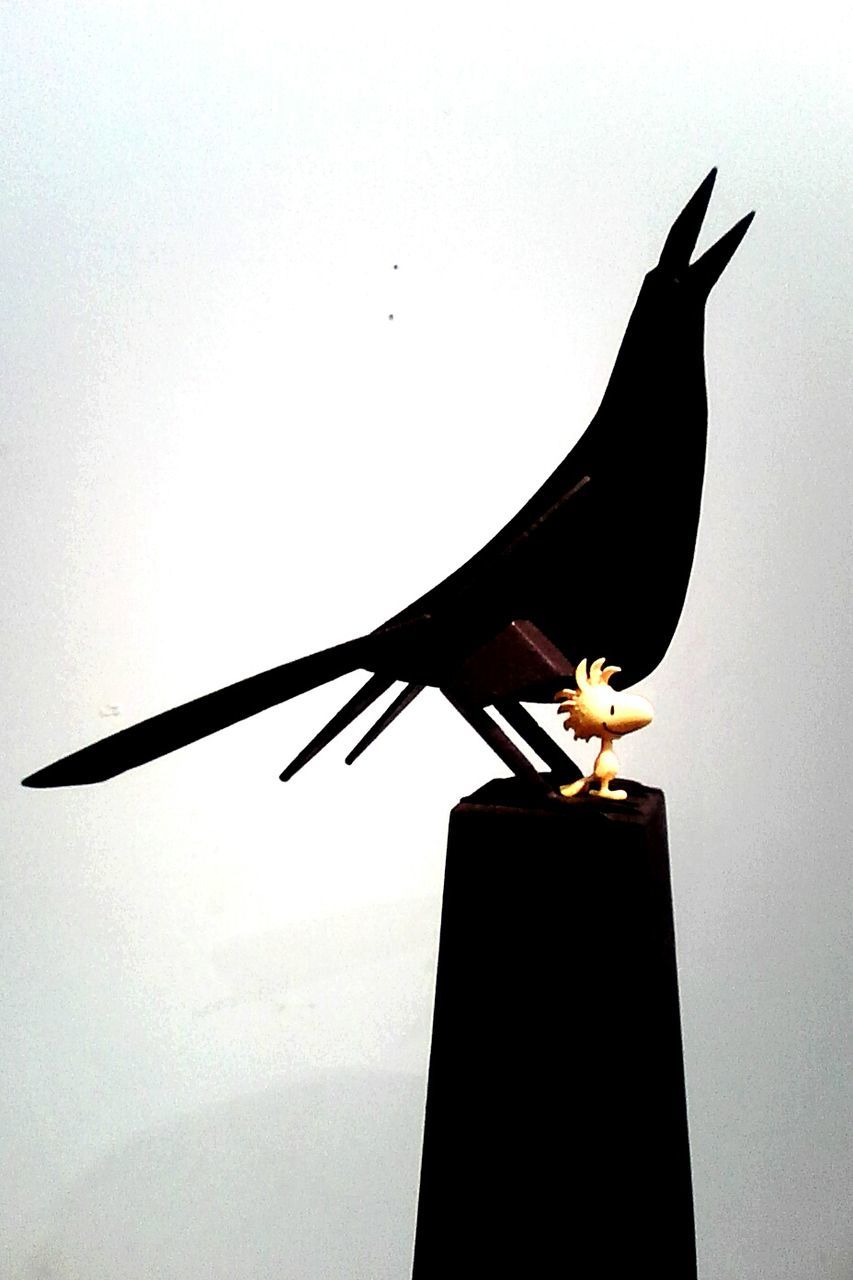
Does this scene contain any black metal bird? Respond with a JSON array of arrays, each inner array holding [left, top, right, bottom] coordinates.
[[22, 169, 753, 795]]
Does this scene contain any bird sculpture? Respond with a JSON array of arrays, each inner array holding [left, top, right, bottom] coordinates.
[[22, 169, 753, 798]]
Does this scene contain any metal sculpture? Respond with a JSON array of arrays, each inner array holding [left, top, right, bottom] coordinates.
[[23, 170, 752, 797]]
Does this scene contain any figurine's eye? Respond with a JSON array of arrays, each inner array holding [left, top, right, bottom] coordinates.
[[610, 704, 615, 716]]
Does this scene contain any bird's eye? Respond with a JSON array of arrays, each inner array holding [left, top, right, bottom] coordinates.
[[610, 704, 615, 716]]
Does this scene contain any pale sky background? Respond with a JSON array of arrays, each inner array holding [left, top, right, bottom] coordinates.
[[2, 3, 851, 1277]]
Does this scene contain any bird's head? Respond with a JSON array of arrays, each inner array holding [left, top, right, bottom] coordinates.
[[556, 657, 653, 742], [590, 168, 755, 464]]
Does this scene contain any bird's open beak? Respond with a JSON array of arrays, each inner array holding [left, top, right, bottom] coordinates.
[[658, 168, 755, 297]]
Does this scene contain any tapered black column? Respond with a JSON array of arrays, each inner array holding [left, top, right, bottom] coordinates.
[[412, 775, 696, 1278]]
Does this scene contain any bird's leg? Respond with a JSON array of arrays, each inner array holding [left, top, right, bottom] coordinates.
[[443, 693, 557, 797], [493, 700, 583, 782], [588, 735, 627, 801]]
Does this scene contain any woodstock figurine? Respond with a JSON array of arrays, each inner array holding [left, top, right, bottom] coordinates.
[[555, 658, 654, 801]]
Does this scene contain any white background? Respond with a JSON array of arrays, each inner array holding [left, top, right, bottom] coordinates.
[[2, 3, 850, 1276]]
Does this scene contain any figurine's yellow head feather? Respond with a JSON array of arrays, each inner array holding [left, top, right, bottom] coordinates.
[[556, 657, 653, 742]]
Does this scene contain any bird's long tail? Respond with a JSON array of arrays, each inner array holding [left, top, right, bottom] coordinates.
[[22, 632, 388, 788]]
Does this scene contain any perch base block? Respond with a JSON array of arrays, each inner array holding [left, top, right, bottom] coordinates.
[[412, 774, 696, 1278]]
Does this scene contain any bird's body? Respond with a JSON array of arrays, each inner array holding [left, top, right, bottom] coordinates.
[[379, 169, 749, 692], [23, 169, 753, 793]]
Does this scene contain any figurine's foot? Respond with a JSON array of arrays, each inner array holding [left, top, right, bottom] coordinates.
[[590, 786, 627, 801], [559, 776, 590, 799]]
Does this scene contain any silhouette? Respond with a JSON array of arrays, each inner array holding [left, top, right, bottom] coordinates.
[[23, 170, 753, 794]]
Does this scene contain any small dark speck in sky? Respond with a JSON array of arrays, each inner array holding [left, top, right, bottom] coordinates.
[[388, 314, 394, 320], [393, 264, 398, 269]]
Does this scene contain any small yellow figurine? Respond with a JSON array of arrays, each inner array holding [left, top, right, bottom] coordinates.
[[555, 657, 653, 801]]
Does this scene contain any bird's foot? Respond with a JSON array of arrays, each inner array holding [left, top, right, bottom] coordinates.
[[590, 784, 627, 801], [559, 776, 592, 799]]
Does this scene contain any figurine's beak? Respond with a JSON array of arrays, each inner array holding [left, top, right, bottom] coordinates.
[[616, 696, 654, 735]]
